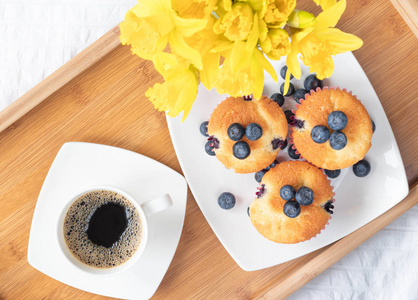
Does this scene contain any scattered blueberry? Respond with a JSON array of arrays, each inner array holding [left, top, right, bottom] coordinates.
[[295, 187, 314, 206], [283, 201, 301, 218], [271, 93, 285, 107], [247, 206, 250, 217], [205, 140, 216, 156], [280, 65, 294, 80], [327, 111, 348, 131], [353, 159, 371, 177], [227, 123, 245, 141], [233, 141, 251, 159], [293, 88, 308, 104], [266, 160, 278, 171], [324, 169, 341, 178], [280, 82, 295, 96], [245, 123, 263, 141], [218, 192, 236, 209], [284, 110, 295, 124], [311, 125, 330, 144], [288, 145, 300, 159], [200, 121, 209, 137], [329, 131, 347, 150], [371, 119, 376, 133], [255, 169, 267, 182], [280, 185, 296, 201], [304, 74, 323, 91]]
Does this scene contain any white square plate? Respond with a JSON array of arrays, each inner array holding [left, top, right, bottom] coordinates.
[[166, 52, 409, 271], [28, 142, 188, 299]]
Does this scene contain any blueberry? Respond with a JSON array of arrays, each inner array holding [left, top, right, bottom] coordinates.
[[227, 123, 245, 141], [266, 160, 278, 170], [283, 201, 301, 218], [304, 74, 323, 91], [245, 123, 263, 141], [327, 111, 348, 131], [295, 186, 314, 206], [371, 119, 376, 133], [280, 185, 295, 201], [288, 145, 300, 159], [200, 121, 209, 137], [218, 192, 236, 209], [255, 169, 267, 182], [247, 206, 250, 216], [293, 88, 308, 104], [205, 140, 216, 156], [280, 82, 295, 96], [271, 93, 285, 107], [353, 159, 371, 177], [329, 131, 347, 150], [284, 110, 295, 124], [311, 125, 330, 144], [324, 169, 341, 178], [280, 65, 294, 80], [233, 141, 251, 159]]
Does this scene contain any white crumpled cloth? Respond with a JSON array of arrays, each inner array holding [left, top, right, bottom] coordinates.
[[1, 1, 417, 298]]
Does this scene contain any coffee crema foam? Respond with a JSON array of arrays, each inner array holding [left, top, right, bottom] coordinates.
[[63, 190, 142, 269]]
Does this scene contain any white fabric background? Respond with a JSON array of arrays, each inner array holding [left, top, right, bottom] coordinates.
[[0, 1, 417, 299]]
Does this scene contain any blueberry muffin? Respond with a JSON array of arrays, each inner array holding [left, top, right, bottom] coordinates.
[[291, 87, 372, 170], [250, 161, 334, 244], [207, 95, 288, 173]]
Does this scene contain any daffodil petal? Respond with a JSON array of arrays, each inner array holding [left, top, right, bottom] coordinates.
[[211, 41, 234, 52], [258, 18, 268, 41], [315, 28, 363, 53], [172, 15, 208, 37], [169, 30, 203, 69], [131, 0, 171, 18], [251, 56, 264, 100], [230, 41, 252, 73], [253, 48, 277, 82], [246, 13, 259, 51], [286, 48, 301, 79], [315, 0, 346, 30], [201, 52, 220, 90], [313, 0, 337, 10]]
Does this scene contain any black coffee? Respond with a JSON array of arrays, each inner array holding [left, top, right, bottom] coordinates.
[[63, 190, 142, 269]]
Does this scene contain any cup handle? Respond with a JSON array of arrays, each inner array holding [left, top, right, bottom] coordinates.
[[141, 194, 172, 216]]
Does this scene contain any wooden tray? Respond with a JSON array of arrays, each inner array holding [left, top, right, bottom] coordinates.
[[0, 0, 417, 298]]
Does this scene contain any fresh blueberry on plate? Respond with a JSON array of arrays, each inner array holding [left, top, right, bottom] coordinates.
[[288, 145, 300, 159], [280, 185, 295, 201], [280, 65, 294, 80], [280, 82, 295, 97], [293, 88, 308, 104], [295, 186, 314, 206], [245, 123, 263, 141], [327, 111, 348, 131], [284, 110, 294, 124], [311, 125, 330, 143], [218, 192, 236, 209], [353, 159, 371, 177], [324, 169, 341, 178], [371, 119, 376, 133], [227, 123, 245, 141], [304, 74, 323, 91], [283, 201, 301, 218], [266, 160, 278, 171], [271, 93, 285, 107], [255, 169, 267, 182], [329, 131, 347, 150], [247, 206, 250, 217], [205, 140, 216, 156], [200, 121, 209, 137], [233, 141, 251, 159]]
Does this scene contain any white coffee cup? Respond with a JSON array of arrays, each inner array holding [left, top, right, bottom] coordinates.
[[58, 186, 172, 276]]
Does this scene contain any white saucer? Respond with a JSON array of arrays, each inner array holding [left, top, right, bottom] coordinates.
[[166, 52, 409, 271], [28, 142, 188, 299]]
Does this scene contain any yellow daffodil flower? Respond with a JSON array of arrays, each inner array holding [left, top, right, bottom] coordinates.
[[259, 28, 290, 60], [213, 2, 254, 41], [172, 0, 218, 19], [263, 0, 296, 28], [146, 53, 199, 121], [120, 0, 207, 69], [283, 0, 363, 94]]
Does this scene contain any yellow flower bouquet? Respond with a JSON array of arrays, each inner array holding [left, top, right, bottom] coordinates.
[[120, 0, 362, 121]]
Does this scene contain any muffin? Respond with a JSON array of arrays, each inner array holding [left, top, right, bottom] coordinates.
[[290, 87, 372, 170], [250, 161, 334, 244], [207, 95, 288, 174]]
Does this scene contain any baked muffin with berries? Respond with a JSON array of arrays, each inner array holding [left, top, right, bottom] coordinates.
[[250, 161, 334, 244], [290, 87, 372, 170], [207, 95, 288, 174]]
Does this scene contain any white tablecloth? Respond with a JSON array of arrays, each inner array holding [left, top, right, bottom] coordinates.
[[1, 1, 417, 298]]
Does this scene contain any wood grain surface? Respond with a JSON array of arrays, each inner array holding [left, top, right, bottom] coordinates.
[[0, 0, 417, 299]]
